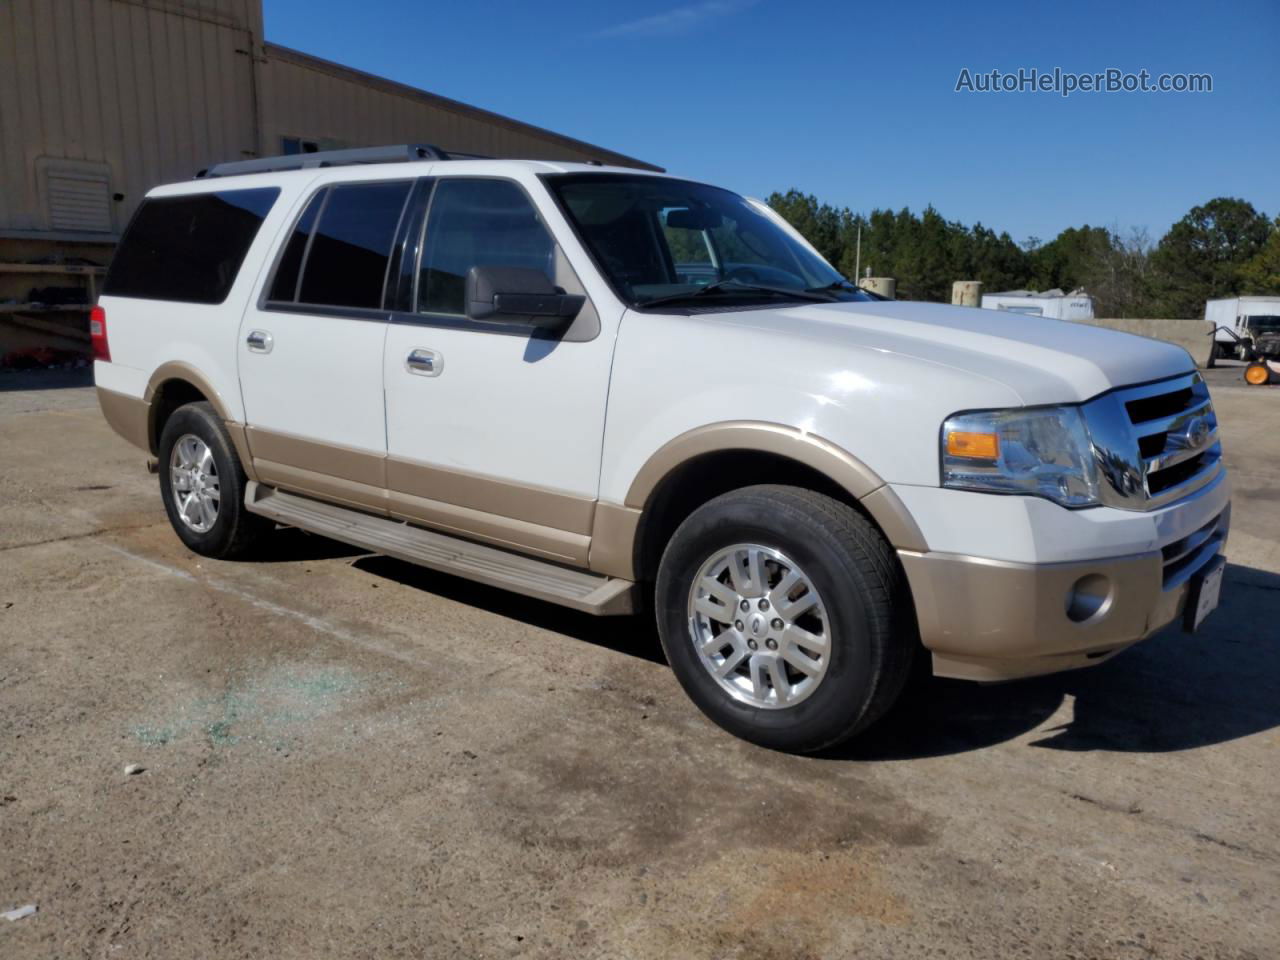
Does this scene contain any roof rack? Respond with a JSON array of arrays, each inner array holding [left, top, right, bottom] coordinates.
[[195, 144, 451, 179]]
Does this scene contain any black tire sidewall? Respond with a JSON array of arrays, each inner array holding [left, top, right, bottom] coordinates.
[[655, 493, 883, 752], [157, 403, 248, 557]]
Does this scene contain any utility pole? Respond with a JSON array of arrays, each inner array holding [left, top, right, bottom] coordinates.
[[854, 224, 861, 282]]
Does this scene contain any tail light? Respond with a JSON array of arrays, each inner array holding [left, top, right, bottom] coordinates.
[[89, 305, 110, 362]]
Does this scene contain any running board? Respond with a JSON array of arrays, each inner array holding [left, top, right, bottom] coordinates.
[[244, 482, 635, 616]]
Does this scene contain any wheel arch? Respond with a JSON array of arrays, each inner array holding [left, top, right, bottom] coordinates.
[[143, 362, 255, 477], [592, 421, 927, 583]]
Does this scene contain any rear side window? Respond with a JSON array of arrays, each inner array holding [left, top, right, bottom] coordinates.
[[267, 181, 412, 310], [104, 188, 279, 304], [418, 179, 553, 316]]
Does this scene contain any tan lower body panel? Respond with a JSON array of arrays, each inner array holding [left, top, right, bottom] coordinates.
[[243, 427, 593, 566], [899, 548, 1188, 681], [388, 490, 589, 566], [96, 387, 151, 453]]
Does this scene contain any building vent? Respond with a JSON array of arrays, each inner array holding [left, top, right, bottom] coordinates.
[[38, 159, 114, 234]]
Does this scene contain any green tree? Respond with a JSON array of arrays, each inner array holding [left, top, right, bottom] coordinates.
[[1238, 217, 1280, 294], [1030, 226, 1114, 292], [1151, 198, 1271, 316]]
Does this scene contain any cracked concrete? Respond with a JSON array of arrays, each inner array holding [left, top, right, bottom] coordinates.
[[1, 367, 1277, 959]]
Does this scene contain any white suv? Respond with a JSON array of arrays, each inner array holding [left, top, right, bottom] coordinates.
[[94, 145, 1230, 752]]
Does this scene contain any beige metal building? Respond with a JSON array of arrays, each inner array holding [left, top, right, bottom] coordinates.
[[0, 0, 656, 355]]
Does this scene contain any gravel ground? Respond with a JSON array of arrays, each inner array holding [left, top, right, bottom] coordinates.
[[1, 365, 1277, 959]]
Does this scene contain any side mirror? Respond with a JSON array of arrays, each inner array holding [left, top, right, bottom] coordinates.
[[465, 266, 585, 329]]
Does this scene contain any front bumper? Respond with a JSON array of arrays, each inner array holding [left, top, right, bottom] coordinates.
[[896, 483, 1231, 682]]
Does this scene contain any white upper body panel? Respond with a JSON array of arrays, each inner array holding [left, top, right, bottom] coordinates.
[[100, 159, 1199, 515], [599, 298, 1195, 499]]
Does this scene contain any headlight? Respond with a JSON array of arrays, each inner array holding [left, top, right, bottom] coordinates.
[[941, 406, 1100, 507]]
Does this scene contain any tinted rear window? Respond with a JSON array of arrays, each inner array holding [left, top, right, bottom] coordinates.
[[294, 181, 412, 309], [104, 188, 279, 304]]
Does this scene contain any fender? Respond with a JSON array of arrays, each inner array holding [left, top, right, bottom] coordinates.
[[589, 421, 928, 579], [144, 361, 256, 478]]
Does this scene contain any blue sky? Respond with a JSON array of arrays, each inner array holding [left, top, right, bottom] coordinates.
[[264, 0, 1278, 244]]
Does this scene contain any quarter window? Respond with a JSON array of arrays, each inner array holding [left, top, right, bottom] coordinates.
[[418, 179, 553, 316], [103, 188, 279, 304]]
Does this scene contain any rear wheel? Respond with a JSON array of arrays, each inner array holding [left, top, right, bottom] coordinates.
[[158, 402, 269, 558], [655, 485, 916, 753]]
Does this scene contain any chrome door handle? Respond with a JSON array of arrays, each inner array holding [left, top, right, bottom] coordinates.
[[246, 330, 273, 353], [406, 348, 442, 376]]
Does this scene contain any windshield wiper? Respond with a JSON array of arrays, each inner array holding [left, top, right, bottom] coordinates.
[[639, 279, 839, 309]]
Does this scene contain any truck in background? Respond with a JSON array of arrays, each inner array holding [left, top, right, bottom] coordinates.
[[981, 288, 1095, 321], [1206, 296, 1280, 368]]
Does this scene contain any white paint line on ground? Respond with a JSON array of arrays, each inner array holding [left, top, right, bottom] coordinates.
[[96, 541, 436, 672]]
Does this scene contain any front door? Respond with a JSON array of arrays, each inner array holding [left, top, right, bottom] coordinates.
[[382, 176, 615, 565], [238, 178, 414, 510]]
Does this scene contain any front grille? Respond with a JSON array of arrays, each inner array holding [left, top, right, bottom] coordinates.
[[1126, 386, 1193, 424], [1084, 372, 1224, 511]]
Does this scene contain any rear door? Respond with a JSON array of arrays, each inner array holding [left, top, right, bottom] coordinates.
[[381, 176, 613, 565], [238, 178, 415, 511]]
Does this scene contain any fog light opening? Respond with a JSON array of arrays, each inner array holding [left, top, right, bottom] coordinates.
[[1066, 574, 1113, 624]]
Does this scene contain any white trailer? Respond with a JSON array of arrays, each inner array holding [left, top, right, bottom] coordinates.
[[980, 290, 1095, 321], [1206, 296, 1280, 363]]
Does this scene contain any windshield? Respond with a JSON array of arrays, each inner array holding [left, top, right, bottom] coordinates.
[[1246, 315, 1280, 334], [545, 174, 872, 309]]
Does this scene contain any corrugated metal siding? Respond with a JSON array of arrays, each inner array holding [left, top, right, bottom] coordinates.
[[260, 45, 658, 170], [0, 0, 259, 236], [0, 0, 654, 239]]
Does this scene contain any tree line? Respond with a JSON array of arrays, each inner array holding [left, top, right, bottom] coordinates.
[[766, 191, 1280, 318]]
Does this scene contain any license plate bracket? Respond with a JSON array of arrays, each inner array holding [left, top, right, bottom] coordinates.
[[1183, 556, 1226, 633]]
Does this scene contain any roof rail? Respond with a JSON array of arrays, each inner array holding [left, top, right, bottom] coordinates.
[[195, 144, 450, 179]]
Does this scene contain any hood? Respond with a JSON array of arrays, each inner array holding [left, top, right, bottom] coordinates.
[[705, 299, 1195, 405]]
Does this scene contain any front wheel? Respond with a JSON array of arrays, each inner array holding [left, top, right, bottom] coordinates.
[[655, 485, 917, 753]]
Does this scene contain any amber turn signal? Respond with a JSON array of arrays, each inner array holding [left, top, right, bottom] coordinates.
[[946, 430, 999, 459]]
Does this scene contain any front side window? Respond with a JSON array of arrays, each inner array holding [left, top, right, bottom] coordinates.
[[417, 179, 554, 316], [546, 174, 872, 309], [104, 188, 280, 304]]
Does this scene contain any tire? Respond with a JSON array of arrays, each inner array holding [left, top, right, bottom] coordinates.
[[655, 484, 917, 753], [1244, 362, 1271, 386], [157, 401, 269, 559], [1206, 342, 1217, 368]]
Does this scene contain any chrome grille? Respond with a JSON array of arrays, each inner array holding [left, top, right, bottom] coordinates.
[[1084, 372, 1224, 511]]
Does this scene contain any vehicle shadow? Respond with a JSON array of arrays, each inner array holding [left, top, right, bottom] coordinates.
[[0, 366, 93, 391], [839, 561, 1280, 761], [354, 554, 667, 665], [242, 527, 371, 563], [269, 536, 1280, 757]]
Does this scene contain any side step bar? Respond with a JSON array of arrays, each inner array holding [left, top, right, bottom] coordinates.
[[244, 482, 635, 616]]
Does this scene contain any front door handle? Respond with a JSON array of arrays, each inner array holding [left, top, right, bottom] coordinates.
[[246, 330, 273, 353], [406, 348, 442, 377]]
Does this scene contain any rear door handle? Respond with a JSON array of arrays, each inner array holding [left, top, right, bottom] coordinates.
[[406, 348, 442, 376], [246, 330, 273, 353]]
